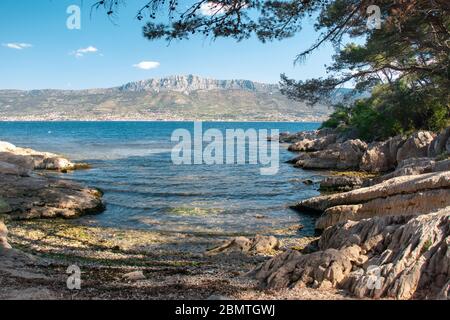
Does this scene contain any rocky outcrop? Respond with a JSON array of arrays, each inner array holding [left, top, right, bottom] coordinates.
[[292, 171, 450, 230], [396, 131, 436, 163], [293, 139, 367, 170], [277, 128, 335, 144], [254, 207, 450, 299], [360, 135, 406, 173], [0, 141, 104, 220], [0, 174, 104, 220], [319, 175, 363, 192], [288, 134, 337, 152], [428, 127, 450, 157], [0, 141, 87, 171], [365, 158, 450, 186], [206, 235, 280, 256]]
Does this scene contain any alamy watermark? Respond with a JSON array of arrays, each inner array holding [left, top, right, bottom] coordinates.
[[367, 5, 382, 30], [171, 122, 279, 175], [66, 264, 81, 290], [67, 5, 81, 30]]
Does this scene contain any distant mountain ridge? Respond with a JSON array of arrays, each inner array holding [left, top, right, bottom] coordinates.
[[0, 75, 334, 122], [117, 75, 279, 93]]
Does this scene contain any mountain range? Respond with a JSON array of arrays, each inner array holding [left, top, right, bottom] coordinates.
[[0, 75, 333, 121]]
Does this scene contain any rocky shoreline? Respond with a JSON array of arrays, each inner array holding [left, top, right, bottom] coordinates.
[[1, 126, 449, 300], [261, 126, 450, 299]]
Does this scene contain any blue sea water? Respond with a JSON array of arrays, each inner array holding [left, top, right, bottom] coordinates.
[[0, 121, 323, 236]]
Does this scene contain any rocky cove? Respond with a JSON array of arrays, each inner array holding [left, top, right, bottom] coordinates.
[[0, 125, 449, 300]]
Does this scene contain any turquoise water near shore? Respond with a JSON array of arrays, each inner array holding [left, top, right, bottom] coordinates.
[[0, 121, 323, 236]]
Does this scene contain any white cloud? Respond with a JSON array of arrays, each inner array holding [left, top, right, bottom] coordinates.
[[2, 43, 32, 50], [132, 61, 160, 70], [71, 46, 99, 57]]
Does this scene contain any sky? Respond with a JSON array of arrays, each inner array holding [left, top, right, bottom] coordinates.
[[0, 0, 337, 90]]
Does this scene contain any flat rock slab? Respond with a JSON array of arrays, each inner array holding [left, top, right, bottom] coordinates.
[[0, 173, 104, 220]]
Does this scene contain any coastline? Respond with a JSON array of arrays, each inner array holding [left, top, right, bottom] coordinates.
[[1, 125, 449, 300]]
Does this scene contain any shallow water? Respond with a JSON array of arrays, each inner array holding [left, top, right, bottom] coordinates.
[[0, 121, 323, 236]]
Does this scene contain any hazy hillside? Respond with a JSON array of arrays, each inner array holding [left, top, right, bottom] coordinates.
[[0, 75, 333, 121]]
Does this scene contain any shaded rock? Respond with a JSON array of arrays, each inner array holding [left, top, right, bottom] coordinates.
[[319, 176, 363, 192], [0, 161, 31, 176], [254, 207, 450, 299], [360, 135, 406, 173], [294, 139, 367, 170], [428, 127, 450, 157], [122, 270, 146, 281], [206, 235, 280, 255], [0, 173, 104, 220], [0, 197, 12, 214], [396, 131, 435, 163]]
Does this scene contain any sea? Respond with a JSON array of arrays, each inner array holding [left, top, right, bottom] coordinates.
[[0, 121, 324, 236]]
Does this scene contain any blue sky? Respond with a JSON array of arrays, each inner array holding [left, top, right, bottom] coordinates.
[[0, 0, 336, 90]]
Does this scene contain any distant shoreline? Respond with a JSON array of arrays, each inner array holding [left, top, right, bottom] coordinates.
[[0, 119, 323, 123]]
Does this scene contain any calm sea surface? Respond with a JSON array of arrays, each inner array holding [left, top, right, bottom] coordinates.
[[0, 121, 323, 236]]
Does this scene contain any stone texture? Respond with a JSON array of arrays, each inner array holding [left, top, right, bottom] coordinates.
[[319, 175, 363, 192], [0, 160, 31, 176], [396, 131, 436, 163], [315, 188, 450, 230], [365, 158, 450, 186], [254, 208, 450, 299], [428, 127, 450, 157], [360, 135, 406, 173], [206, 235, 280, 255], [122, 271, 146, 281], [0, 173, 104, 220], [288, 134, 337, 152], [293, 171, 450, 213], [294, 139, 367, 170], [0, 141, 86, 171]]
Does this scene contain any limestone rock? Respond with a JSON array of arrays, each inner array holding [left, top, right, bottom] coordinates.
[[206, 235, 280, 255], [0, 173, 104, 220], [293, 171, 450, 213], [397, 131, 436, 163], [0, 161, 31, 176], [0, 141, 84, 171], [254, 208, 450, 299], [315, 188, 450, 230], [320, 175, 363, 192], [288, 134, 337, 152], [365, 158, 450, 186], [428, 127, 450, 157], [360, 135, 406, 173], [122, 270, 146, 281], [294, 139, 367, 170]]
